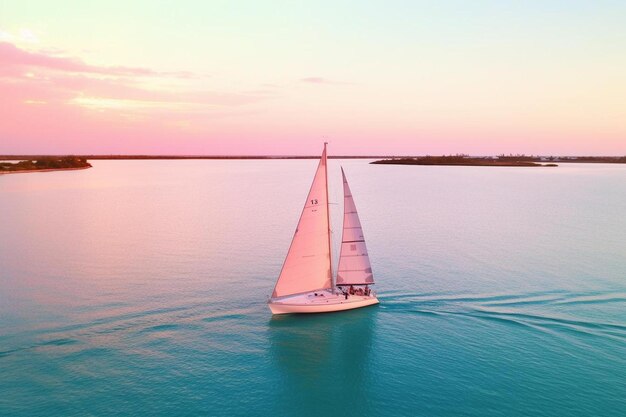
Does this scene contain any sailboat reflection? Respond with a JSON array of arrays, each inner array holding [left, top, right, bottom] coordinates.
[[267, 308, 378, 413]]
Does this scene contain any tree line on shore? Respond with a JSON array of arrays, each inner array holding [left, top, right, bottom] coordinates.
[[0, 157, 92, 172], [371, 154, 626, 166]]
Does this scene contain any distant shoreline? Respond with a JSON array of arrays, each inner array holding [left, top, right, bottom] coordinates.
[[1, 155, 624, 162], [0, 157, 92, 174], [0, 155, 389, 160], [371, 155, 626, 167], [372, 162, 556, 167], [371, 158, 557, 167], [0, 166, 92, 175]]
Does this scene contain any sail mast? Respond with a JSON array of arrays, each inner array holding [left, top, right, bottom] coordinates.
[[324, 142, 334, 292]]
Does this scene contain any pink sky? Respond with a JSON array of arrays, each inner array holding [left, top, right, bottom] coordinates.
[[1, 2, 625, 155], [1, 41, 284, 155]]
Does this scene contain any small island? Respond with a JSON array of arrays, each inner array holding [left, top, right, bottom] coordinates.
[[371, 155, 558, 167], [0, 157, 92, 174]]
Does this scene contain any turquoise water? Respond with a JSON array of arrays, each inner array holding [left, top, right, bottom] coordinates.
[[1, 160, 625, 416]]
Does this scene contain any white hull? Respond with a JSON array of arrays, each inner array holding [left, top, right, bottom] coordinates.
[[268, 289, 379, 314]]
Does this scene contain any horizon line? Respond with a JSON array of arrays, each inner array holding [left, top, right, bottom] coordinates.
[[2, 153, 626, 160]]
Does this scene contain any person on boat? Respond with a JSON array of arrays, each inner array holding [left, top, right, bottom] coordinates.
[[344, 290, 348, 300], [365, 285, 369, 296], [349, 285, 354, 295]]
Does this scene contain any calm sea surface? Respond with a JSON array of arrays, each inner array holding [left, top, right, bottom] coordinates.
[[1, 160, 625, 416]]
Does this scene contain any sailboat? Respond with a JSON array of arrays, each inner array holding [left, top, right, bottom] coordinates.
[[268, 143, 379, 314]]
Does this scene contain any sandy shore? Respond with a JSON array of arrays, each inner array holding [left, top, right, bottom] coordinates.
[[0, 166, 92, 175]]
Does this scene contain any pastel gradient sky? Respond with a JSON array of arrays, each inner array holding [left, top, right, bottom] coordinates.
[[1, 1, 625, 155]]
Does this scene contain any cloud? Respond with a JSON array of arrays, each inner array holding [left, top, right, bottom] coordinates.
[[18, 28, 39, 43], [0, 30, 12, 42], [0, 41, 161, 76], [299, 76, 352, 85], [0, 40, 284, 154], [0, 41, 275, 120], [300, 77, 327, 84]]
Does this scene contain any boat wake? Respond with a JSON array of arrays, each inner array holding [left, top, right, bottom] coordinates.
[[380, 289, 626, 344], [0, 301, 262, 360]]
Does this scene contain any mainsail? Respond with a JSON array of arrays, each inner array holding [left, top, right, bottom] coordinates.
[[336, 168, 374, 286], [271, 145, 333, 298]]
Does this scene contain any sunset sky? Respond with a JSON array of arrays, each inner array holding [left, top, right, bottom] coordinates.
[[1, 1, 625, 155]]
